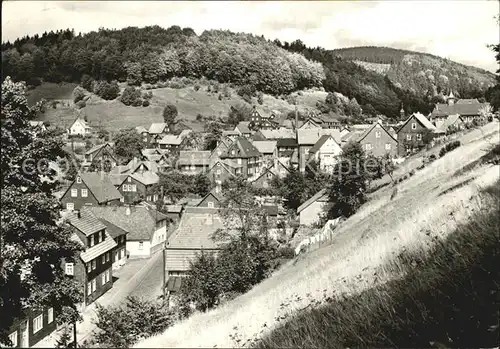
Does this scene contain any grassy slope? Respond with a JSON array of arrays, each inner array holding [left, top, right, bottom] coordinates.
[[136, 122, 499, 348], [30, 82, 327, 133]]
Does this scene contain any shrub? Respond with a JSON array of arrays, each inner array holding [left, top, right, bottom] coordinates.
[[257, 92, 264, 105], [142, 100, 150, 107], [94, 80, 120, 100], [73, 85, 87, 103], [142, 90, 153, 100], [75, 100, 86, 109], [120, 86, 142, 106], [218, 93, 223, 101], [196, 114, 203, 121], [439, 140, 461, 157], [237, 84, 256, 99], [194, 84, 201, 91], [429, 154, 437, 161]]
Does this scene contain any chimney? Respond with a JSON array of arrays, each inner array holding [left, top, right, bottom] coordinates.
[[76, 210, 81, 218], [125, 206, 131, 216]]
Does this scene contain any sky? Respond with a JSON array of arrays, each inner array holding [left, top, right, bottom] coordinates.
[[2, 0, 498, 72]]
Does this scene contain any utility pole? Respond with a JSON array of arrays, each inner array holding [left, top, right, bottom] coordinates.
[[73, 321, 77, 348], [162, 246, 166, 303], [294, 99, 298, 131]]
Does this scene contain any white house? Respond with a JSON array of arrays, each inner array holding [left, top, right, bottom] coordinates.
[[297, 189, 331, 226], [68, 117, 92, 136], [308, 135, 343, 172]]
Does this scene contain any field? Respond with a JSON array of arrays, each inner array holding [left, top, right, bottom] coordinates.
[[136, 121, 499, 348], [30, 81, 327, 133]]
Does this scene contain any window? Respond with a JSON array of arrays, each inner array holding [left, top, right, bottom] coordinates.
[[153, 194, 158, 202], [411, 123, 417, 130], [106, 270, 111, 283], [101, 230, 106, 242], [76, 177, 81, 183], [131, 184, 137, 192], [365, 143, 372, 151], [385, 143, 392, 150], [90, 235, 95, 247], [95, 233, 100, 244], [65, 263, 74, 276], [91, 260, 96, 270], [263, 181, 269, 188], [147, 196, 151, 201], [216, 186, 221, 193], [81, 189, 88, 197], [416, 133, 422, 141], [86, 263, 91, 273], [102, 273, 106, 285], [127, 177, 131, 182], [102, 255, 106, 264], [267, 173, 273, 179], [217, 169, 221, 175], [208, 202, 214, 208], [120, 197, 124, 203], [92, 279, 96, 292], [375, 131, 381, 138], [406, 134, 412, 141], [122, 184, 128, 192], [33, 314, 43, 333], [47, 308, 54, 324], [217, 150, 222, 156], [8, 331, 17, 347], [138, 242, 144, 250], [71, 189, 78, 197], [106, 252, 110, 262], [66, 203, 74, 211]]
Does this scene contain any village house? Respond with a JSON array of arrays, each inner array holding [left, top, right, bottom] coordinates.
[[162, 205, 184, 223], [251, 160, 291, 189], [209, 136, 233, 168], [435, 114, 466, 134], [297, 128, 341, 173], [164, 207, 224, 299], [397, 112, 437, 156], [276, 138, 298, 158], [177, 150, 211, 175], [7, 307, 57, 348], [89, 205, 170, 258], [220, 137, 262, 180], [222, 130, 240, 142], [68, 117, 92, 136], [63, 208, 117, 306], [118, 171, 159, 204], [60, 172, 123, 211], [430, 91, 491, 125], [196, 190, 223, 209], [28, 120, 47, 138], [252, 140, 278, 167], [308, 134, 343, 172], [248, 106, 279, 131], [206, 160, 236, 192], [99, 218, 129, 270], [234, 121, 253, 138], [157, 130, 191, 152], [297, 188, 331, 226], [349, 121, 398, 158], [254, 128, 295, 141], [141, 148, 169, 165], [82, 143, 117, 170], [148, 123, 170, 145]]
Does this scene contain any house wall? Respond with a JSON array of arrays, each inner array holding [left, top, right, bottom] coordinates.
[[60, 179, 99, 210], [359, 124, 398, 158], [70, 121, 88, 136], [197, 195, 220, 208], [207, 163, 234, 187], [127, 240, 152, 259], [119, 176, 147, 204], [252, 171, 275, 189], [112, 235, 127, 269], [316, 138, 343, 172], [179, 164, 208, 176], [397, 116, 432, 156], [7, 307, 58, 348], [151, 224, 168, 250], [299, 201, 329, 226], [298, 145, 313, 173]]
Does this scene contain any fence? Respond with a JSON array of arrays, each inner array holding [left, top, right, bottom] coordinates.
[[294, 217, 344, 256]]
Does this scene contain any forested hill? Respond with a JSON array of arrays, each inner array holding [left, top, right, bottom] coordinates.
[[1, 26, 324, 95], [1, 26, 496, 119], [331, 46, 496, 96]]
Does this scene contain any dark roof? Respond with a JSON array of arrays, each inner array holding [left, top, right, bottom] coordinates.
[[99, 218, 129, 238], [85, 143, 109, 156], [431, 103, 489, 117], [297, 188, 328, 213], [66, 208, 106, 236], [235, 121, 251, 134], [177, 151, 211, 166], [262, 205, 279, 216], [456, 99, 479, 104], [277, 138, 298, 147], [88, 206, 168, 241], [222, 137, 261, 158], [309, 135, 332, 154], [77, 172, 123, 203], [252, 132, 268, 141], [357, 121, 398, 143]]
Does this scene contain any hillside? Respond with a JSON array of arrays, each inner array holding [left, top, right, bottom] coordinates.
[[136, 122, 499, 348], [332, 46, 496, 96]]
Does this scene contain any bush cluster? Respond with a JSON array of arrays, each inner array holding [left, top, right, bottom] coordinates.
[[439, 140, 461, 157]]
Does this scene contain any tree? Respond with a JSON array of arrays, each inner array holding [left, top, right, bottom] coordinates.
[[72, 85, 87, 103], [155, 171, 190, 203], [163, 104, 178, 125], [55, 325, 73, 348], [182, 131, 204, 150], [120, 86, 143, 106], [80, 74, 94, 92], [1, 77, 83, 345], [125, 62, 142, 86], [279, 167, 308, 211], [88, 297, 173, 348], [327, 142, 369, 218], [204, 120, 224, 150], [192, 173, 211, 197], [113, 128, 144, 163]]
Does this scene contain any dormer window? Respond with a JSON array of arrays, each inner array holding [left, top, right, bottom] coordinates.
[[76, 177, 82, 183], [411, 123, 417, 130], [375, 131, 381, 138], [127, 177, 132, 182]]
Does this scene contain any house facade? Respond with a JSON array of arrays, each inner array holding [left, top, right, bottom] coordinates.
[[64, 209, 117, 306], [148, 123, 170, 145], [297, 128, 341, 173], [68, 118, 92, 136], [100, 219, 129, 270], [206, 160, 235, 191], [297, 189, 330, 226], [83, 143, 117, 170], [7, 307, 57, 348], [220, 137, 262, 180], [356, 122, 398, 158], [60, 173, 123, 211], [177, 151, 211, 175], [308, 135, 343, 172], [118, 171, 159, 204], [397, 113, 437, 156]]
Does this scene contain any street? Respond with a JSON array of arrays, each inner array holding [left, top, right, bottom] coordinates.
[[33, 251, 164, 347]]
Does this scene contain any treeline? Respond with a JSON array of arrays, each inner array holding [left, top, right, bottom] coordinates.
[[1, 26, 324, 95]]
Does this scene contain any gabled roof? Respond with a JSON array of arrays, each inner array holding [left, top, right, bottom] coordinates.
[[135, 126, 148, 134], [99, 218, 129, 238], [142, 148, 161, 156], [197, 190, 223, 207], [177, 151, 211, 166], [431, 103, 489, 117], [128, 171, 159, 186], [401, 112, 436, 131], [297, 128, 341, 145], [126, 159, 161, 174], [148, 123, 169, 134], [456, 99, 479, 104], [341, 131, 364, 143], [158, 134, 184, 145], [70, 117, 91, 130], [222, 130, 240, 136], [356, 121, 398, 143], [88, 205, 168, 241], [437, 114, 463, 133], [308, 135, 339, 154], [29, 121, 45, 128], [66, 208, 107, 236], [79, 233, 117, 263], [208, 160, 236, 177], [259, 128, 295, 140], [297, 188, 329, 213], [235, 121, 251, 134], [349, 124, 371, 131], [222, 137, 261, 158], [85, 143, 111, 156], [68, 172, 123, 203], [252, 140, 277, 154]]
